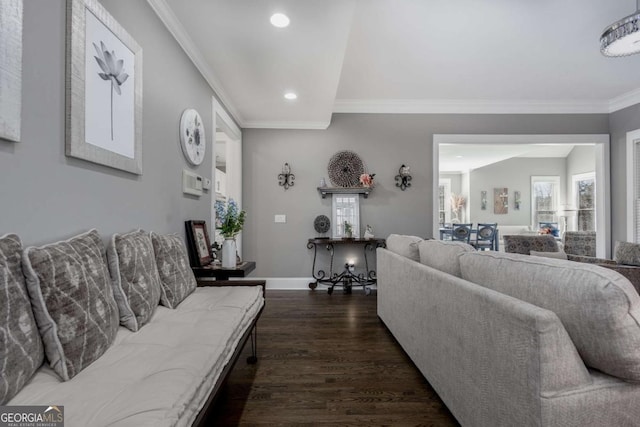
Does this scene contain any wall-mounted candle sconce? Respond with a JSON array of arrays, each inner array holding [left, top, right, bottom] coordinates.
[[278, 162, 295, 190], [395, 164, 412, 191]]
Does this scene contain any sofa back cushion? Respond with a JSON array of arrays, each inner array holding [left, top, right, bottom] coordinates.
[[0, 234, 44, 404], [385, 234, 423, 262], [107, 230, 162, 331], [150, 233, 197, 309], [22, 230, 119, 381], [418, 240, 475, 277], [459, 250, 640, 382]]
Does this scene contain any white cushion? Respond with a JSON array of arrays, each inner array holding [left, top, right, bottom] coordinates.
[[9, 286, 264, 427]]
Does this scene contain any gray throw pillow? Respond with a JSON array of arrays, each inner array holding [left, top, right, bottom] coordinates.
[[150, 233, 197, 309], [22, 230, 119, 381], [614, 241, 640, 266], [107, 230, 162, 332], [385, 234, 423, 262], [0, 234, 44, 404]]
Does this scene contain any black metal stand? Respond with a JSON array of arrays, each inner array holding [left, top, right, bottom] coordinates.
[[307, 238, 386, 295]]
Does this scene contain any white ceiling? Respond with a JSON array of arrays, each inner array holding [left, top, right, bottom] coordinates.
[[439, 144, 588, 173], [149, 0, 640, 129]]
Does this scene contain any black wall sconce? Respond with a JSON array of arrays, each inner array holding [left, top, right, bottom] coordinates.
[[278, 162, 295, 190], [395, 164, 412, 191]]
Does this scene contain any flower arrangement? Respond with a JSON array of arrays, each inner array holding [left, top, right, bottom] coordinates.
[[214, 199, 246, 239], [359, 173, 375, 188]]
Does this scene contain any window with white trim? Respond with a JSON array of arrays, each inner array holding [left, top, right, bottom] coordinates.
[[628, 131, 640, 243], [531, 176, 560, 228], [439, 179, 451, 226], [572, 172, 595, 231]]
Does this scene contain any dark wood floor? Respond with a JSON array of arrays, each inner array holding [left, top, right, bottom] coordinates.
[[207, 290, 459, 426]]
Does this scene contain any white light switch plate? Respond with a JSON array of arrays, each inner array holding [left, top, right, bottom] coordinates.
[[275, 214, 286, 223]]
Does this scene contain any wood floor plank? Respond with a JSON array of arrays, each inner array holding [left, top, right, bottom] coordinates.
[[206, 290, 459, 426]]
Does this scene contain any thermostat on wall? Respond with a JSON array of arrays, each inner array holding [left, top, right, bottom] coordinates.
[[182, 169, 203, 196]]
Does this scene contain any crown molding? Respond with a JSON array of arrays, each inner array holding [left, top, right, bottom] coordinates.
[[242, 120, 330, 130], [146, 0, 243, 126], [333, 99, 611, 115], [609, 87, 640, 113]]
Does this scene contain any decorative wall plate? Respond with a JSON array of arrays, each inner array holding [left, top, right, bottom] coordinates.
[[180, 108, 206, 166], [327, 150, 364, 187], [314, 215, 330, 234]]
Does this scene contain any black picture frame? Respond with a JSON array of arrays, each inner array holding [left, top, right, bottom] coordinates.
[[185, 220, 213, 267]]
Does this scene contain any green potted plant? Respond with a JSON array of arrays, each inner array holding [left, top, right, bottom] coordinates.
[[344, 221, 353, 239]]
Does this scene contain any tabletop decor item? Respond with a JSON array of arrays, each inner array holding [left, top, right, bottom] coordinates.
[[344, 221, 353, 239], [359, 173, 375, 188], [214, 199, 246, 268], [278, 162, 295, 190], [184, 220, 213, 267], [328, 150, 365, 187], [314, 215, 331, 235], [364, 224, 375, 239], [395, 164, 412, 190]]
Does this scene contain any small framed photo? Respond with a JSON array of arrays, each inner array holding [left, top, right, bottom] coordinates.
[[185, 220, 213, 267]]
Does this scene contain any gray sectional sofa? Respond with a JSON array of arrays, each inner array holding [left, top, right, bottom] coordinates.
[[378, 235, 640, 427], [1, 229, 264, 427]]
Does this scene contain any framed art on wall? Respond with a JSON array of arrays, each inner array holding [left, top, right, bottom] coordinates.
[[494, 187, 508, 214], [0, 0, 23, 142], [66, 0, 143, 174], [185, 220, 213, 267]]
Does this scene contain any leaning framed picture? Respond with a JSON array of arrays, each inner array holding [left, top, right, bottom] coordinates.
[[185, 220, 213, 267], [66, 0, 143, 174]]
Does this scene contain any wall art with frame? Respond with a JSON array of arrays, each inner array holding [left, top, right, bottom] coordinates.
[[184, 220, 213, 267], [0, 0, 23, 142], [66, 0, 143, 174]]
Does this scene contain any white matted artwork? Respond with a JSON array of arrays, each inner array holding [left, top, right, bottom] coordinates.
[[0, 0, 23, 142], [66, 0, 143, 174]]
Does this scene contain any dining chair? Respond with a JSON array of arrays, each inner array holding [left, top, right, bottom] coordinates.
[[451, 223, 473, 243], [472, 223, 498, 251]]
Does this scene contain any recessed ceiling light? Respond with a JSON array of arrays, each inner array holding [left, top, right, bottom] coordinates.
[[270, 13, 290, 28], [284, 92, 297, 100], [456, 155, 464, 158]]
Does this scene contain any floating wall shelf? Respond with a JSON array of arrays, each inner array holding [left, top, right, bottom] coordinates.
[[317, 187, 371, 199]]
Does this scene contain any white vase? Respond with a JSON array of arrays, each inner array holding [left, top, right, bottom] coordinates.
[[222, 238, 236, 268]]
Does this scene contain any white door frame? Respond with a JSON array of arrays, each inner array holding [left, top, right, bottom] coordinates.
[[212, 97, 243, 255], [626, 129, 640, 242], [433, 134, 611, 258]]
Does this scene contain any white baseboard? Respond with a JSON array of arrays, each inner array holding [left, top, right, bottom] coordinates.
[[246, 277, 315, 290]]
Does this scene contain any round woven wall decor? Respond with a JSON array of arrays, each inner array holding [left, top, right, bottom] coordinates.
[[314, 215, 331, 234], [327, 150, 364, 187]]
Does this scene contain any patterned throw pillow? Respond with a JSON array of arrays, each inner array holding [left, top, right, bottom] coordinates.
[[0, 234, 44, 404], [22, 230, 119, 381], [150, 233, 197, 309], [107, 230, 162, 332], [614, 241, 640, 267]]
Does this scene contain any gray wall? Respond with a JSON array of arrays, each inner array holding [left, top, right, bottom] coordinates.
[[243, 113, 608, 277], [0, 0, 217, 246], [468, 157, 566, 227], [610, 103, 640, 245]]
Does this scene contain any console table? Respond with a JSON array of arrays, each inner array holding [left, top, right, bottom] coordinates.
[[307, 238, 386, 295]]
